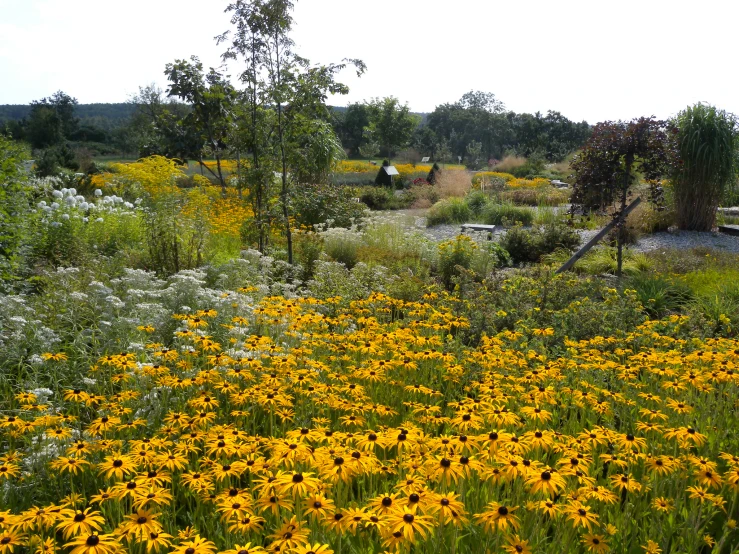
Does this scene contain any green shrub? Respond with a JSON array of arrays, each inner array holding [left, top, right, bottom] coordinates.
[[356, 186, 418, 211], [566, 248, 654, 276], [464, 191, 488, 216], [291, 183, 367, 228], [500, 186, 569, 207], [500, 223, 580, 265], [628, 273, 693, 318], [537, 222, 581, 254], [332, 172, 376, 186], [427, 198, 471, 226], [295, 230, 324, 281], [437, 235, 477, 289], [498, 226, 539, 264], [322, 230, 361, 269], [471, 242, 511, 276], [481, 202, 534, 226]]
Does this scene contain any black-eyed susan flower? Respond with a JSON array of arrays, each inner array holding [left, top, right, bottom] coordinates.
[[65, 533, 120, 554], [474, 502, 520, 533], [582, 533, 610, 553], [56, 508, 105, 540]]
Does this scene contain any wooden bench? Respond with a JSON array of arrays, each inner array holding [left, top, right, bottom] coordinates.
[[460, 223, 496, 240], [718, 225, 739, 236]]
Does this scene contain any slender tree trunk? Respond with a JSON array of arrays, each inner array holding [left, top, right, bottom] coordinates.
[[215, 150, 226, 196], [236, 150, 242, 199], [617, 153, 633, 278], [273, 34, 293, 265]]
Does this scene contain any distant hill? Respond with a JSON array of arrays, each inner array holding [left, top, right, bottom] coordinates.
[[0, 103, 137, 124], [0, 103, 427, 125]]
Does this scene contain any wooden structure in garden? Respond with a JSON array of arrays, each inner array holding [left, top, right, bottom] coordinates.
[[375, 164, 399, 187], [556, 197, 642, 274], [460, 224, 496, 240], [718, 225, 739, 236]]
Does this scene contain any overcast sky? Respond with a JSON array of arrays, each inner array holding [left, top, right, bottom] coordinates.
[[1, 0, 736, 123]]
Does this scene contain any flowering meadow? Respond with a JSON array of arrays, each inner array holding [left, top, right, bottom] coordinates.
[[1, 141, 739, 554], [1, 261, 738, 554]]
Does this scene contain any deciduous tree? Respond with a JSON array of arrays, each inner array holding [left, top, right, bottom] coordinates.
[[570, 117, 671, 276]]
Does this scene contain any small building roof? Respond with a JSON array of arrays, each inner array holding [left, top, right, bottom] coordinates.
[[383, 166, 399, 176]]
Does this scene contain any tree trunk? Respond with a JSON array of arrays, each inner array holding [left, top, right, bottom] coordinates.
[[617, 153, 634, 278], [215, 151, 226, 196]]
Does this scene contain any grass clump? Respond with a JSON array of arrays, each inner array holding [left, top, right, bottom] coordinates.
[[426, 198, 471, 226], [501, 223, 580, 264], [481, 202, 534, 226]]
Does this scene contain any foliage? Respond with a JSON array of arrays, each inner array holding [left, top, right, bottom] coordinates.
[[334, 102, 371, 157], [364, 96, 419, 158], [481, 202, 534, 226], [426, 198, 471, 226], [546, 247, 653, 277], [0, 137, 31, 286], [357, 186, 403, 210], [437, 234, 477, 289], [0, 192, 738, 554], [571, 117, 671, 212], [499, 222, 580, 264], [289, 182, 367, 228], [671, 103, 738, 230], [500, 186, 569, 207], [24, 91, 79, 149], [321, 227, 362, 269], [34, 143, 80, 176], [427, 96, 590, 163], [472, 171, 516, 185], [464, 190, 488, 216], [164, 57, 237, 190], [628, 273, 693, 318], [571, 117, 671, 275]]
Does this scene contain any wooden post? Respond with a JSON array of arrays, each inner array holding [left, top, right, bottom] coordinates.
[[555, 197, 642, 275]]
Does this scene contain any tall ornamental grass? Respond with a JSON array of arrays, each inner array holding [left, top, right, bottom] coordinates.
[[672, 104, 738, 230]]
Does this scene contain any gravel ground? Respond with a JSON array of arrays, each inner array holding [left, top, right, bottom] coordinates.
[[632, 230, 739, 253], [386, 210, 739, 253]]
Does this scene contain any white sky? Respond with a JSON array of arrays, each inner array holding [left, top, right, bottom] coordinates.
[[0, 0, 737, 123]]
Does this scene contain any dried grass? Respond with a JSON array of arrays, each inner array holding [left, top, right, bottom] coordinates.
[[493, 155, 527, 174], [436, 169, 471, 198], [411, 197, 433, 209]]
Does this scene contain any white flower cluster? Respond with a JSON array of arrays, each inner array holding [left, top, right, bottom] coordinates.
[[35, 184, 141, 226]]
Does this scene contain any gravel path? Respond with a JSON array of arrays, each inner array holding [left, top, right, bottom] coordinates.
[[632, 231, 739, 253], [383, 210, 739, 253]]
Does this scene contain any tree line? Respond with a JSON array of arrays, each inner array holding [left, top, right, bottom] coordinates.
[[2, 91, 590, 171]]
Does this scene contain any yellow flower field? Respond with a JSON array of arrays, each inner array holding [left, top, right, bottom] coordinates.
[[1, 292, 737, 553]]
